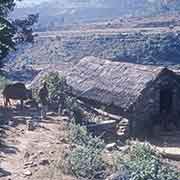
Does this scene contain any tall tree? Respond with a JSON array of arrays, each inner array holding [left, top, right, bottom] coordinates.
[[0, 17, 15, 67], [0, 0, 16, 16], [0, 0, 20, 68], [13, 13, 39, 43]]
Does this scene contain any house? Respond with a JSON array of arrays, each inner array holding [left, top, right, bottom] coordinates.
[[67, 56, 180, 136]]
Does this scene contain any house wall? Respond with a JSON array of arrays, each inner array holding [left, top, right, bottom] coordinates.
[[129, 84, 159, 136], [156, 73, 180, 121], [130, 73, 180, 137]]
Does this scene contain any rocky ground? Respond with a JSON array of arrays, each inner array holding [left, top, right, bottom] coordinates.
[[1, 100, 180, 180], [0, 103, 75, 180]]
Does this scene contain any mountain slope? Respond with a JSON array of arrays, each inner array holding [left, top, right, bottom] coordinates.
[[11, 0, 180, 31]]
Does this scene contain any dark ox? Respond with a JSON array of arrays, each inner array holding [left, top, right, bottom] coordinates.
[[2, 83, 32, 109]]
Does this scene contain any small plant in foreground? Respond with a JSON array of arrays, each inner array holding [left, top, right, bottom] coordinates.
[[67, 143, 106, 179], [68, 123, 90, 146], [113, 142, 180, 180], [67, 139, 106, 179], [66, 123, 106, 179]]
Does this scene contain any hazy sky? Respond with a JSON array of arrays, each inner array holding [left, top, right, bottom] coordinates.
[[16, 0, 49, 7], [16, 0, 103, 7]]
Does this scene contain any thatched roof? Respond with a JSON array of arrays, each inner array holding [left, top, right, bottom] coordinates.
[[67, 56, 166, 111]]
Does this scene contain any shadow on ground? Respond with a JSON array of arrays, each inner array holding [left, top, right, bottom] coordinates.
[[0, 104, 41, 177], [0, 126, 17, 177], [0, 168, 11, 177]]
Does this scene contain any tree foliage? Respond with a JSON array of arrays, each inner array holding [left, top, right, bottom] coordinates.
[[40, 72, 72, 112], [0, 0, 17, 17], [0, 0, 37, 68], [13, 13, 39, 43], [0, 0, 18, 68]]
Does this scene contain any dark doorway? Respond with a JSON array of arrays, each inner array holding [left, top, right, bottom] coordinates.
[[160, 87, 173, 114]]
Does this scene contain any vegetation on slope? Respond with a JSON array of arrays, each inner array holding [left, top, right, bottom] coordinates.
[[113, 143, 180, 180], [63, 122, 180, 180], [0, 0, 17, 68], [11, 0, 180, 30], [40, 73, 180, 180], [8, 31, 180, 68]]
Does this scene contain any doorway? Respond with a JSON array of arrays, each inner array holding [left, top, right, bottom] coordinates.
[[160, 87, 173, 114]]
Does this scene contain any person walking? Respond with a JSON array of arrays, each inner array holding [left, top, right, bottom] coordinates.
[[39, 82, 49, 119]]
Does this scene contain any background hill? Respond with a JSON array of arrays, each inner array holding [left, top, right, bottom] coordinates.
[[11, 0, 180, 31], [5, 0, 180, 82], [5, 24, 180, 81]]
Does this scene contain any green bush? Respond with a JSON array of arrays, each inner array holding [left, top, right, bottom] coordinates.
[[65, 96, 86, 124], [66, 123, 106, 179], [68, 123, 90, 146], [68, 144, 106, 179], [68, 123, 105, 148], [114, 143, 180, 180], [35, 72, 86, 124], [67, 144, 106, 179], [35, 72, 72, 112], [42, 72, 67, 108]]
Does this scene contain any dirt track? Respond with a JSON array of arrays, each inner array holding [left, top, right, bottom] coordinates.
[[0, 106, 75, 180], [1, 103, 180, 180]]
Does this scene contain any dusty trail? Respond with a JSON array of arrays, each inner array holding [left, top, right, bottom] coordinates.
[[0, 105, 75, 180], [1, 103, 180, 180]]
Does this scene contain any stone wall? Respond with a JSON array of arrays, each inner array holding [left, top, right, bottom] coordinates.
[[129, 82, 160, 136], [130, 73, 180, 136]]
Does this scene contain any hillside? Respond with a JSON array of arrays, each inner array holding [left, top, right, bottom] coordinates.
[[4, 20, 180, 82], [11, 0, 180, 31], [2, 1, 180, 180]]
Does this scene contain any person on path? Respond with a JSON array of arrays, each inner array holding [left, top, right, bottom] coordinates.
[[39, 82, 49, 119]]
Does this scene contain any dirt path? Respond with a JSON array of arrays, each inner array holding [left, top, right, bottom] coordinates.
[[1, 103, 180, 180], [0, 107, 75, 180]]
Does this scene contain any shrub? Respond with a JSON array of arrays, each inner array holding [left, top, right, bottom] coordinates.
[[42, 72, 66, 108], [68, 123, 90, 146], [65, 96, 85, 124], [38, 72, 71, 111], [66, 123, 106, 179], [113, 142, 180, 180], [35, 72, 86, 124], [68, 123, 105, 148], [67, 144, 106, 179], [67, 126, 105, 179]]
